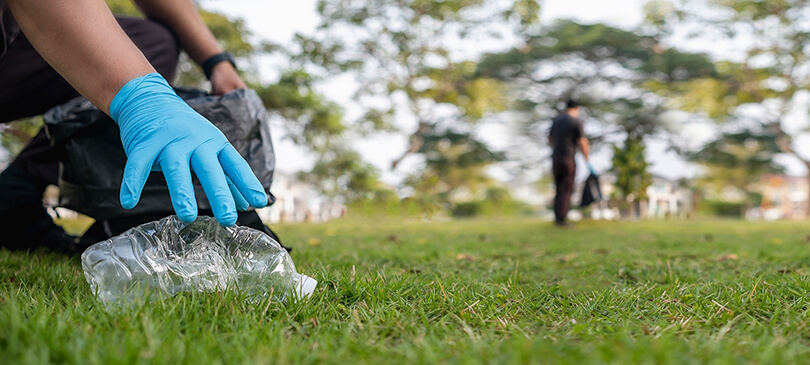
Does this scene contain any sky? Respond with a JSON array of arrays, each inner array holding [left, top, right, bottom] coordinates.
[[200, 0, 806, 185]]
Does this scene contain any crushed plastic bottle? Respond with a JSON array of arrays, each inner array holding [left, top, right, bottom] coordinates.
[[81, 215, 316, 306]]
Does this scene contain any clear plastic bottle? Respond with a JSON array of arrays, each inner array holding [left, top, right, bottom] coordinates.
[[81, 215, 316, 305]]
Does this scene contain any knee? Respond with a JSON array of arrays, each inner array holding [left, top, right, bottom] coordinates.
[[140, 20, 181, 80]]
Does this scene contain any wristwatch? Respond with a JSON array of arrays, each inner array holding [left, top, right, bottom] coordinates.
[[202, 52, 237, 80]]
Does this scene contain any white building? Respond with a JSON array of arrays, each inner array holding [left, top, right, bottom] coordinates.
[[645, 175, 694, 219], [255, 173, 345, 224]]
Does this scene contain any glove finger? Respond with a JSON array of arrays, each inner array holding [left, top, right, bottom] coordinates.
[[191, 146, 238, 226], [121, 149, 158, 209], [159, 150, 198, 223], [219, 145, 268, 208], [228, 176, 250, 212]]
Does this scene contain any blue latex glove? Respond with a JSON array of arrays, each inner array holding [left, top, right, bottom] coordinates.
[[588, 163, 596, 175], [109, 73, 267, 226]]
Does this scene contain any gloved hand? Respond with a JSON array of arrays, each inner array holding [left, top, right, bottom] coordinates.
[[588, 163, 596, 175], [109, 73, 268, 226]]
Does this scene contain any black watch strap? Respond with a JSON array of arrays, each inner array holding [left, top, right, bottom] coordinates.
[[202, 52, 236, 80]]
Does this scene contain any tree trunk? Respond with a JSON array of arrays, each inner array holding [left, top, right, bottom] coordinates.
[[391, 121, 430, 170]]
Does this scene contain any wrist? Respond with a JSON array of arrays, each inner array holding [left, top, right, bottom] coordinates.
[[210, 61, 239, 79], [210, 61, 247, 95], [202, 52, 236, 80], [109, 73, 188, 141], [110, 73, 171, 122]]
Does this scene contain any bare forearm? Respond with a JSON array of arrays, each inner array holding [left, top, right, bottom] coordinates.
[[579, 138, 590, 161], [133, 0, 222, 64], [8, 0, 155, 113], [134, 0, 244, 95]]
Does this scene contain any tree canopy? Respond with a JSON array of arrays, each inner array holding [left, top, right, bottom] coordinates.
[[649, 0, 810, 213]]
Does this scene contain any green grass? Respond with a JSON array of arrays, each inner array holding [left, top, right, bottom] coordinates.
[[3, 217, 810, 364]]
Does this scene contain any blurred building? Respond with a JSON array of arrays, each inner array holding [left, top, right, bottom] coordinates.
[[748, 174, 809, 220], [645, 175, 695, 219], [256, 173, 345, 224]]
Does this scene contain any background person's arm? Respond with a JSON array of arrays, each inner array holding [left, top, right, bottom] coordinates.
[[7, 0, 154, 113], [578, 137, 590, 162], [133, 0, 246, 95]]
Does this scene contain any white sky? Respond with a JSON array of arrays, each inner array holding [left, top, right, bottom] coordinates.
[[201, 0, 807, 185]]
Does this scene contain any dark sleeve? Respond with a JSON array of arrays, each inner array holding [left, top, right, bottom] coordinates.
[[574, 120, 584, 140], [0, 1, 21, 60]]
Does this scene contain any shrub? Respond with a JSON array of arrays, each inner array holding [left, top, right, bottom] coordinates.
[[700, 200, 743, 218]]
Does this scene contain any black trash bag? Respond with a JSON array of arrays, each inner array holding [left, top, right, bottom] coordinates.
[[43, 88, 289, 251], [579, 173, 603, 208], [44, 87, 275, 218]]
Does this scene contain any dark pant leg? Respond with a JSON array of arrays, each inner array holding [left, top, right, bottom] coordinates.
[[552, 156, 576, 224], [0, 130, 57, 210]]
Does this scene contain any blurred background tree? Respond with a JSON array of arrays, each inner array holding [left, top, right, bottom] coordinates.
[[287, 0, 540, 207], [106, 0, 254, 87], [476, 20, 715, 182], [403, 126, 505, 209], [297, 144, 384, 203], [611, 136, 651, 217], [687, 127, 784, 215], [649, 0, 810, 216]]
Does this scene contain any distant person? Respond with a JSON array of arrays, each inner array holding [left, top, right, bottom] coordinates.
[[548, 99, 592, 227]]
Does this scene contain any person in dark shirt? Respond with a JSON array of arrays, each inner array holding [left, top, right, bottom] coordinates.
[[548, 99, 592, 226]]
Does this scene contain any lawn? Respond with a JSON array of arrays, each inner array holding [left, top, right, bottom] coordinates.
[[3, 217, 810, 364]]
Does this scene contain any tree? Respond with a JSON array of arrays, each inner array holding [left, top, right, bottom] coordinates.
[[687, 127, 784, 210], [611, 136, 652, 217], [289, 0, 539, 176], [477, 20, 717, 174], [649, 0, 810, 216], [256, 69, 388, 201], [297, 145, 383, 203], [105, 0, 254, 87], [255, 70, 345, 153], [403, 126, 505, 207]]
